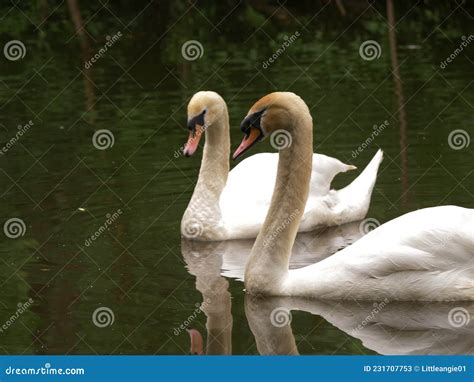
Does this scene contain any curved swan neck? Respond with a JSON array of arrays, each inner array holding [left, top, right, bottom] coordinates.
[[182, 105, 230, 239], [245, 108, 313, 293], [198, 107, 230, 193]]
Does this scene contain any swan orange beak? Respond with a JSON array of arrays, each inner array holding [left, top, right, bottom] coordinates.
[[183, 125, 204, 157], [232, 127, 263, 160]]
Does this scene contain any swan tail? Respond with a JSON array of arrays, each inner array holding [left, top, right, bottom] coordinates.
[[346, 149, 383, 194], [332, 149, 383, 222]]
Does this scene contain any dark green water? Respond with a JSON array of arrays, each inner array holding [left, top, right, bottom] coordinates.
[[0, 4, 472, 355]]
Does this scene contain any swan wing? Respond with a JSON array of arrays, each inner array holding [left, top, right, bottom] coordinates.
[[290, 206, 474, 300], [309, 153, 357, 195], [300, 150, 383, 230]]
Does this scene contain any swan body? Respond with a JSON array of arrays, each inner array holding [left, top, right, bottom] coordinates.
[[219, 151, 382, 239], [286, 206, 474, 301], [236, 92, 473, 301], [181, 91, 382, 241]]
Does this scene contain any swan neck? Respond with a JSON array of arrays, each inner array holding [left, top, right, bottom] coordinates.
[[245, 113, 313, 293], [182, 109, 230, 239], [200, 114, 230, 190]]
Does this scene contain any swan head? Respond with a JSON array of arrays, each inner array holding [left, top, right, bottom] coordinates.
[[183, 91, 227, 157], [233, 92, 309, 160]]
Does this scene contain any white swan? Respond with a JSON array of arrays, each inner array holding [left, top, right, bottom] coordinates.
[[181, 91, 383, 241], [234, 92, 473, 301]]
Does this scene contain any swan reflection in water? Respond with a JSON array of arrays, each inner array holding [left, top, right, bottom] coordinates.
[[184, 221, 364, 282], [181, 223, 474, 355], [246, 296, 474, 355]]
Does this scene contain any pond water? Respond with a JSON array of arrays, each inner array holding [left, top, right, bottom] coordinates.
[[0, 3, 472, 355]]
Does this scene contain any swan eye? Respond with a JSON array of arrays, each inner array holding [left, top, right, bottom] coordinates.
[[187, 109, 206, 132], [240, 108, 266, 137]]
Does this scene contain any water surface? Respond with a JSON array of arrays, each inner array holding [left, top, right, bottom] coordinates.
[[0, 2, 472, 355]]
